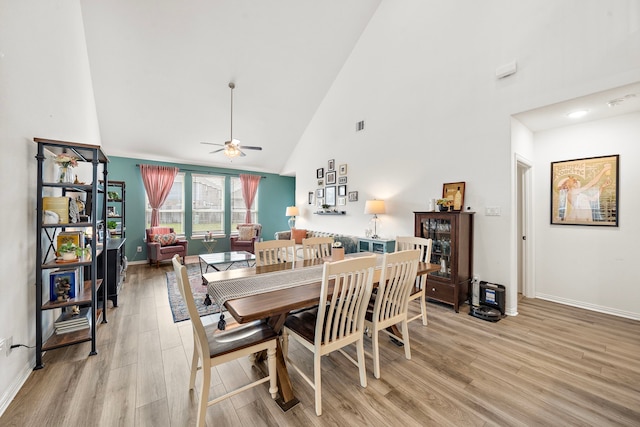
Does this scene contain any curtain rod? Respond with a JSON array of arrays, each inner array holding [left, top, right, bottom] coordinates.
[[135, 164, 266, 178]]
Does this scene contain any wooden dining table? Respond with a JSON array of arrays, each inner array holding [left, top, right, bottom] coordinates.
[[203, 254, 439, 411]]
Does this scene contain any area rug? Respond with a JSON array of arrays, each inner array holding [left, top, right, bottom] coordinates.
[[166, 263, 224, 323]]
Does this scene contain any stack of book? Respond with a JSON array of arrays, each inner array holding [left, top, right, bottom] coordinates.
[[54, 307, 92, 334]]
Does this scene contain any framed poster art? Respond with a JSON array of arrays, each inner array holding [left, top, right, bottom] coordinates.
[[338, 176, 347, 184], [325, 186, 336, 206], [338, 197, 346, 206], [338, 185, 347, 196], [348, 191, 358, 202], [339, 164, 347, 175], [551, 154, 618, 226], [316, 188, 324, 198], [316, 168, 324, 179], [308, 191, 314, 205], [442, 182, 465, 211], [325, 171, 336, 185], [328, 159, 335, 171]]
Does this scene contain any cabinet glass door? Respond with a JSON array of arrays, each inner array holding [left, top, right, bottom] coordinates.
[[421, 217, 452, 280]]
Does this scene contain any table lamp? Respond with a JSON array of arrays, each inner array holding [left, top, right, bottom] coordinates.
[[286, 206, 299, 229], [364, 199, 386, 239]]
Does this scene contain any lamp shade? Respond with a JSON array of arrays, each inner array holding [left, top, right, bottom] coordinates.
[[364, 200, 386, 215], [285, 206, 299, 217]]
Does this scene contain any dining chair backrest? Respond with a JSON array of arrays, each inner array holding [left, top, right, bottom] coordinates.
[[254, 239, 296, 266], [301, 236, 334, 260], [172, 256, 207, 361], [372, 249, 421, 323], [395, 236, 433, 263], [316, 255, 376, 348]]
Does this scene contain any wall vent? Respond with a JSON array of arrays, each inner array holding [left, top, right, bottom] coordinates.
[[356, 120, 365, 132]]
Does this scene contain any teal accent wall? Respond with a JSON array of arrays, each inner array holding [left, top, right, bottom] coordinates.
[[107, 156, 295, 263]]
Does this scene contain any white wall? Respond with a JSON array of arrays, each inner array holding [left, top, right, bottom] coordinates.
[[0, 0, 101, 414], [532, 112, 640, 319], [283, 0, 640, 316]]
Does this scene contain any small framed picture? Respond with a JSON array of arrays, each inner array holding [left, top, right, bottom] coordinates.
[[338, 176, 347, 184], [339, 164, 347, 175], [316, 168, 324, 179], [316, 188, 324, 198], [317, 179, 324, 186], [325, 186, 336, 206], [316, 198, 324, 208], [338, 185, 347, 196], [325, 171, 336, 185], [328, 159, 335, 171], [442, 182, 466, 211], [308, 191, 314, 205], [348, 191, 358, 202], [338, 197, 346, 206]]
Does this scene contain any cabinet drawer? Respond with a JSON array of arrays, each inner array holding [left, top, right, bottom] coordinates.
[[426, 280, 454, 303]]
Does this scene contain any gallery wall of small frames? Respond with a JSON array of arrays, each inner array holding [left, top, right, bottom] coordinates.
[[311, 159, 356, 213]]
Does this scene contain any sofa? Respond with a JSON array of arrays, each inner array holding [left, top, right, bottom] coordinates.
[[274, 229, 359, 259]]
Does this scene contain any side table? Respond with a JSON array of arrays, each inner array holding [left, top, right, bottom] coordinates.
[[202, 238, 217, 253]]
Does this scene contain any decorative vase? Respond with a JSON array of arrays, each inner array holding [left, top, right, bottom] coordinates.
[[58, 165, 73, 183]]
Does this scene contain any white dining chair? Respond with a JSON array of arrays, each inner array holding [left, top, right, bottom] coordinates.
[[171, 255, 279, 427], [395, 236, 433, 325], [364, 249, 420, 379], [301, 236, 334, 260], [254, 239, 296, 266], [281, 255, 376, 416]]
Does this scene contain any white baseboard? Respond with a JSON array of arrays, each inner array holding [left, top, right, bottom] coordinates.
[[536, 293, 640, 321], [0, 357, 34, 417]]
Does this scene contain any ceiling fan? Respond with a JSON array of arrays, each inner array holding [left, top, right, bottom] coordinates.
[[201, 82, 263, 158]]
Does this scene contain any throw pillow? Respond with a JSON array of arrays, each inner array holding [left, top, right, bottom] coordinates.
[[238, 226, 255, 241], [153, 233, 177, 246], [291, 228, 307, 244]]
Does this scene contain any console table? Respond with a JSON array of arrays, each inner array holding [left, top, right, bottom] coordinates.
[[98, 237, 126, 307], [358, 237, 395, 254]]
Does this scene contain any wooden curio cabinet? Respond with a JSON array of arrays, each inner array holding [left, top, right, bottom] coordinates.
[[414, 211, 474, 312]]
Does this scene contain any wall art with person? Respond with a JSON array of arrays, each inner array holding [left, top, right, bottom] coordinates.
[[551, 154, 619, 226]]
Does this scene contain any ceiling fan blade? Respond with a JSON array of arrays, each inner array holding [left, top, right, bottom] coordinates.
[[201, 142, 224, 147], [240, 145, 263, 151], [209, 148, 225, 154], [238, 149, 247, 157]]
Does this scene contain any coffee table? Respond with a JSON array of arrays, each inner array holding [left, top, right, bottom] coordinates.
[[198, 251, 255, 276]]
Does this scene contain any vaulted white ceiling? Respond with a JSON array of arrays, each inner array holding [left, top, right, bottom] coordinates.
[[80, 1, 381, 174]]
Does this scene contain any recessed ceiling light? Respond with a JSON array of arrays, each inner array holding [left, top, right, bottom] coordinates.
[[567, 109, 589, 119]]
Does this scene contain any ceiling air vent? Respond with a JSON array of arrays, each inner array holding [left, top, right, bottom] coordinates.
[[356, 120, 365, 132]]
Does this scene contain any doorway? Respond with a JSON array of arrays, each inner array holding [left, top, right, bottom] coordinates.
[[516, 157, 533, 299]]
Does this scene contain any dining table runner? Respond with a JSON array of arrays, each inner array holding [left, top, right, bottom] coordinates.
[[206, 253, 383, 308], [207, 264, 326, 308]]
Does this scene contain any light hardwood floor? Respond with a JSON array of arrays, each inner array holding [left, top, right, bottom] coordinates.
[[2, 262, 640, 426]]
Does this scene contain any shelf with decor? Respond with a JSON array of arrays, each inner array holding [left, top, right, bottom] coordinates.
[[34, 137, 110, 369], [104, 180, 125, 238], [414, 211, 474, 312], [314, 211, 346, 215]]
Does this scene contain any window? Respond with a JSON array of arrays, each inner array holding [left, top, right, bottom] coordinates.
[[145, 173, 185, 233], [230, 176, 259, 230], [192, 174, 225, 236]]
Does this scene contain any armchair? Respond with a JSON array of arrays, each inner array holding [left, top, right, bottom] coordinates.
[[229, 223, 262, 254], [146, 227, 189, 267]]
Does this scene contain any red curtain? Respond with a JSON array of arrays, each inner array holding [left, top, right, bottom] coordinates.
[[140, 164, 179, 227], [239, 174, 261, 224]]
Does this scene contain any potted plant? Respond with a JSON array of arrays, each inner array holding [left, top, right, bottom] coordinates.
[[58, 242, 86, 260], [107, 220, 117, 234], [436, 199, 449, 212], [321, 204, 330, 213]]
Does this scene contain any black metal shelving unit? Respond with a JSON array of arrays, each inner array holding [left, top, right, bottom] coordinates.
[[34, 138, 109, 369]]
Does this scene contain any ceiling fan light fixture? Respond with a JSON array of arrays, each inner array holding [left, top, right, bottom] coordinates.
[[224, 144, 241, 158]]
